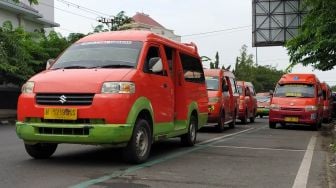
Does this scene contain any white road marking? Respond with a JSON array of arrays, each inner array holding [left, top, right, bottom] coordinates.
[[292, 133, 317, 188], [210, 145, 306, 152], [197, 127, 256, 145]]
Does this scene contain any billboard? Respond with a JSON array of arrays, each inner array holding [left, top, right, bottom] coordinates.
[[252, 0, 305, 47]]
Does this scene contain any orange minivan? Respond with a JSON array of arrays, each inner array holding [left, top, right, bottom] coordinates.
[[237, 81, 257, 124], [321, 82, 333, 123], [205, 69, 239, 132], [269, 73, 323, 130], [16, 31, 208, 163]]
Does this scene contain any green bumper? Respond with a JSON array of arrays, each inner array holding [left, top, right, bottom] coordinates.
[[256, 108, 270, 116], [16, 122, 133, 145]]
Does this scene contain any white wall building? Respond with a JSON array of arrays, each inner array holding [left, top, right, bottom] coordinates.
[[0, 0, 59, 32], [128, 12, 181, 42]]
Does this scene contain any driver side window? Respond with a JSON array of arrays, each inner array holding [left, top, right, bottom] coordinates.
[[143, 46, 166, 76]]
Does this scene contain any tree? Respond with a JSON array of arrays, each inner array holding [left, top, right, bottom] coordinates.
[[214, 52, 219, 69], [201, 52, 220, 69], [286, 0, 336, 71], [93, 11, 133, 32], [234, 45, 285, 92], [12, 0, 38, 5]]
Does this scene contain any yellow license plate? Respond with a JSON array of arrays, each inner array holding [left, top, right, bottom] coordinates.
[[284, 117, 298, 122], [44, 108, 77, 120]]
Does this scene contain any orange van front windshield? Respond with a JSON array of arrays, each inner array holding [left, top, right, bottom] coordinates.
[[274, 84, 315, 98], [51, 41, 143, 69]]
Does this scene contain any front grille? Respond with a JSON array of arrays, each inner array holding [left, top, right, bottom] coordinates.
[[36, 93, 94, 106], [38, 127, 90, 135], [281, 107, 303, 112], [41, 118, 91, 124]]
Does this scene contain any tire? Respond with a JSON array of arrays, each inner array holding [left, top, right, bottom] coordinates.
[[229, 111, 236, 128], [216, 110, 225, 132], [249, 112, 255, 123], [24, 143, 58, 159], [269, 122, 276, 129], [241, 109, 248, 124], [260, 115, 263, 118], [181, 115, 197, 146], [123, 119, 152, 164]]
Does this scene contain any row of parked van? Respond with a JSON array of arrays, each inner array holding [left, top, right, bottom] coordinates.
[[205, 69, 257, 132], [15, 31, 328, 164]]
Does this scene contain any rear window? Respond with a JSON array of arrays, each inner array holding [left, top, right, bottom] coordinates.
[[274, 84, 315, 98], [237, 86, 243, 94], [205, 76, 219, 90]]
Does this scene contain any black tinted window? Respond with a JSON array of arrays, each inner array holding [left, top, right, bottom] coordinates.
[[180, 53, 205, 83]]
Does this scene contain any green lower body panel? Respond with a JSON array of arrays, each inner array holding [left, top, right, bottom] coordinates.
[[16, 122, 133, 145]]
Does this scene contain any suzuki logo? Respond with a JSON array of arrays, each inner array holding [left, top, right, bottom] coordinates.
[[59, 95, 67, 104]]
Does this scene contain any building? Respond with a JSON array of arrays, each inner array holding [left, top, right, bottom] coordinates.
[[127, 12, 181, 42], [0, 0, 59, 32]]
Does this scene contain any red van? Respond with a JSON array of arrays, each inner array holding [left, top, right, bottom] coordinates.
[[269, 73, 323, 130], [237, 81, 257, 124], [205, 69, 239, 132], [321, 82, 333, 123], [16, 31, 208, 163]]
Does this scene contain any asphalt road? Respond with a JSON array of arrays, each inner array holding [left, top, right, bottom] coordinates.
[[0, 118, 332, 188]]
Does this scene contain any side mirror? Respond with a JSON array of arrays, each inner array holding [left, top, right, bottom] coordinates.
[[149, 57, 163, 73], [222, 85, 229, 92], [46, 59, 55, 70]]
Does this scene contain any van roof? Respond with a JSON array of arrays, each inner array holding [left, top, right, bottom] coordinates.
[[76, 30, 198, 55], [204, 69, 235, 78], [279, 73, 320, 85]]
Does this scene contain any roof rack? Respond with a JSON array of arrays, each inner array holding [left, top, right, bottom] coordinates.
[[183, 42, 198, 52]]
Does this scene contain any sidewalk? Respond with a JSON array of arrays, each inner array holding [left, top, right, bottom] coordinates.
[[0, 109, 16, 125]]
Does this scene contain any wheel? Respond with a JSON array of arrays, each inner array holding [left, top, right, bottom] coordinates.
[[181, 115, 197, 146], [216, 110, 225, 132], [123, 119, 152, 164], [229, 111, 236, 128], [259, 115, 263, 118], [269, 122, 276, 129], [241, 109, 248, 124], [24, 143, 58, 159]]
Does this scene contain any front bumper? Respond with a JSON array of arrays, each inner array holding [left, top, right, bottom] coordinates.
[[256, 108, 269, 116], [269, 110, 318, 125], [16, 122, 133, 145]]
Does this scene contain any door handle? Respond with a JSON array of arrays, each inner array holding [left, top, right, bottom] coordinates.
[[162, 83, 168, 88]]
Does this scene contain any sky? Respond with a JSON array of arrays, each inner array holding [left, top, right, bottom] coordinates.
[[48, 0, 336, 86]]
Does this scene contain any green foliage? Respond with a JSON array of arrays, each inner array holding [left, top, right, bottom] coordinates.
[[286, 0, 336, 71], [330, 85, 336, 92], [12, 0, 38, 5], [234, 45, 285, 92], [93, 11, 133, 32], [201, 52, 220, 69], [0, 21, 74, 85]]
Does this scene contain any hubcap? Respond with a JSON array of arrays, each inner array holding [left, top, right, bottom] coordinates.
[[190, 122, 196, 141], [135, 128, 148, 157]]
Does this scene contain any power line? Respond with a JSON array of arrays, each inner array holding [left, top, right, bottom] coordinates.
[[56, 0, 110, 17], [180, 25, 251, 38], [39, 2, 97, 21]]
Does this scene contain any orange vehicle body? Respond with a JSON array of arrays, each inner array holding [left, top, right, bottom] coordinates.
[[205, 69, 239, 131], [269, 73, 323, 130], [236, 81, 257, 124], [16, 31, 209, 163], [321, 82, 333, 123]]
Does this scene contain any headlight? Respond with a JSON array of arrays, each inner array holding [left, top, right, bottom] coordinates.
[[208, 97, 220, 103], [21, 81, 35, 93], [101, 82, 135, 94], [305, 105, 317, 112], [270, 104, 280, 110]]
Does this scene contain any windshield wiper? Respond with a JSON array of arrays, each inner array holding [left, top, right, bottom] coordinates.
[[91, 64, 134, 69], [58, 65, 89, 69]]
